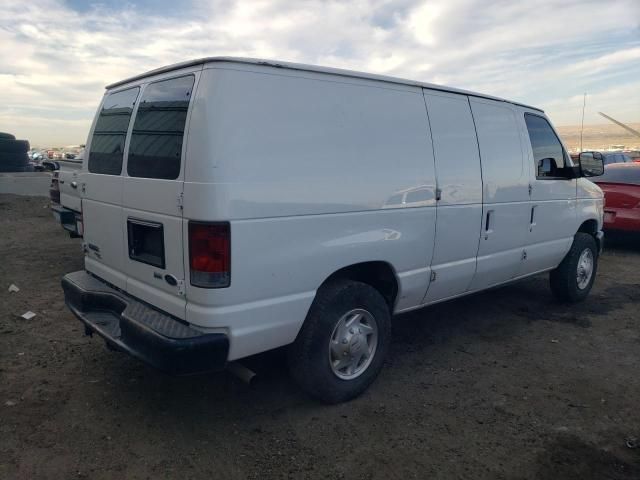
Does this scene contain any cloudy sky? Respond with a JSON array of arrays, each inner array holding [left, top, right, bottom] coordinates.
[[0, 0, 638, 147]]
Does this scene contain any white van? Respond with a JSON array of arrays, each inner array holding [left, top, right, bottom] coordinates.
[[62, 57, 605, 403]]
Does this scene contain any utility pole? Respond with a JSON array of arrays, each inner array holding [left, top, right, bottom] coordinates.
[[580, 93, 586, 152]]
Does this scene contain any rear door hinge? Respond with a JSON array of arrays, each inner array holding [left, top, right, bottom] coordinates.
[[430, 271, 437, 282], [522, 250, 528, 261], [177, 192, 184, 211], [528, 183, 533, 196], [177, 279, 186, 296]]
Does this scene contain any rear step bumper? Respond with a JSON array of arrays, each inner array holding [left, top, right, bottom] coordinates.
[[51, 204, 82, 238], [61, 270, 229, 375]]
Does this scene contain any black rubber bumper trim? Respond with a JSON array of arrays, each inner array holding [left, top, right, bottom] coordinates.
[[61, 271, 228, 375], [51, 204, 80, 236]]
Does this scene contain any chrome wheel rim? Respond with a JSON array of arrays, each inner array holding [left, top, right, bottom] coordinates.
[[329, 308, 378, 380], [576, 248, 594, 290]]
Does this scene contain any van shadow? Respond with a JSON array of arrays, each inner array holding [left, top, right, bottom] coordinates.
[[101, 265, 635, 429], [602, 231, 640, 254]]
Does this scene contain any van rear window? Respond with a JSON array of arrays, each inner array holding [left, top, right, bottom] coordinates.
[[127, 75, 195, 180], [88, 87, 140, 175]]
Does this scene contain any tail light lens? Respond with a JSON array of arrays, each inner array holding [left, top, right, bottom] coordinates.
[[188, 222, 230, 288]]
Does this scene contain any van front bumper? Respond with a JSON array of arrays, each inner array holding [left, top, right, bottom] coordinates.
[[61, 270, 229, 375]]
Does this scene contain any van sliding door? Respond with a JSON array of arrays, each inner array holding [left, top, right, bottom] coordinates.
[[421, 90, 483, 304], [467, 98, 530, 290]]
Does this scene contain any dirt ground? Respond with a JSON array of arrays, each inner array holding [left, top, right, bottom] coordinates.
[[1, 193, 639, 480]]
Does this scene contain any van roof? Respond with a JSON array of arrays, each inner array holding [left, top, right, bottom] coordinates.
[[105, 56, 543, 112]]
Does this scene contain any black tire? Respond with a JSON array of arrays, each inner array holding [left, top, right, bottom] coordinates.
[[0, 151, 28, 163], [0, 132, 15, 140], [0, 164, 31, 173], [0, 139, 30, 153], [550, 232, 598, 303], [288, 279, 391, 403]]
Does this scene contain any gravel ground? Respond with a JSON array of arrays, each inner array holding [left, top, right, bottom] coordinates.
[[1, 193, 639, 480]]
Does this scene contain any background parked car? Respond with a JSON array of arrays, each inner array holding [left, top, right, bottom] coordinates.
[[49, 150, 83, 237], [571, 151, 634, 166], [592, 162, 640, 233], [601, 151, 633, 165]]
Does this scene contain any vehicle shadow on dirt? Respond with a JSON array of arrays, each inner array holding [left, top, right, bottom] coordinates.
[[603, 232, 640, 254], [58, 239, 639, 478], [100, 250, 638, 414]]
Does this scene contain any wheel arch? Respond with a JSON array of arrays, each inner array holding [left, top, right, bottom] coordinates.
[[577, 218, 598, 236], [577, 218, 603, 254], [318, 261, 399, 311]]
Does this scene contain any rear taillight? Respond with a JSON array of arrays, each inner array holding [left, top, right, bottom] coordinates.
[[188, 222, 230, 288]]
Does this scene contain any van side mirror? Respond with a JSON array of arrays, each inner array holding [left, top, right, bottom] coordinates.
[[578, 151, 604, 177]]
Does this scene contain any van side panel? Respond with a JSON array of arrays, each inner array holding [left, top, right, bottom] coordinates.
[[189, 209, 435, 360], [185, 66, 437, 218], [183, 66, 438, 359]]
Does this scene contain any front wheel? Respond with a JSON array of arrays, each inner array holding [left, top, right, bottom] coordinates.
[[550, 232, 598, 303], [287, 280, 391, 404]]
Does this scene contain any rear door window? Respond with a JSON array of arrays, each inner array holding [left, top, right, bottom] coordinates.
[[88, 87, 140, 175], [127, 75, 195, 180]]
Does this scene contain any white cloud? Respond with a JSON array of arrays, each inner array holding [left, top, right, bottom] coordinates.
[[0, 0, 638, 146]]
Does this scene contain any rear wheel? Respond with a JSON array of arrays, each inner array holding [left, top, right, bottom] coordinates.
[[288, 280, 391, 403], [550, 232, 598, 302]]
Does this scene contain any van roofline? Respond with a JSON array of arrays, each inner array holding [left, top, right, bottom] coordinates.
[[105, 56, 544, 113]]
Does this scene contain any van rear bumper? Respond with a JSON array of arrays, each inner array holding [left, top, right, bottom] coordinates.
[[51, 204, 82, 237], [61, 270, 229, 375]]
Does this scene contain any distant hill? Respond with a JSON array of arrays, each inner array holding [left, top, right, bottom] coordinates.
[[555, 122, 640, 152]]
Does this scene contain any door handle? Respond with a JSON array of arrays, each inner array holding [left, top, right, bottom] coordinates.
[[529, 206, 537, 232], [484, 210, 493, 240], [71, 181, 78, 189]]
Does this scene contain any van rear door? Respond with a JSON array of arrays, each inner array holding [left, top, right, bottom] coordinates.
[[121, 73, 197, 319], [82, 87, 140, 290]]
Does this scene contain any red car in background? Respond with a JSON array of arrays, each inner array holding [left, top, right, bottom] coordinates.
[[592, 163, 640, 233]]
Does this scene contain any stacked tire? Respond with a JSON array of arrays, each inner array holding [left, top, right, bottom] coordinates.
[[0, 132, 32, 172]]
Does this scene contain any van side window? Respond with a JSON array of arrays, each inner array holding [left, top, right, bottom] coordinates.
[[524, 113, 567, 178], [88, 87, 140, 175], [127, 75, 195, 180]]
